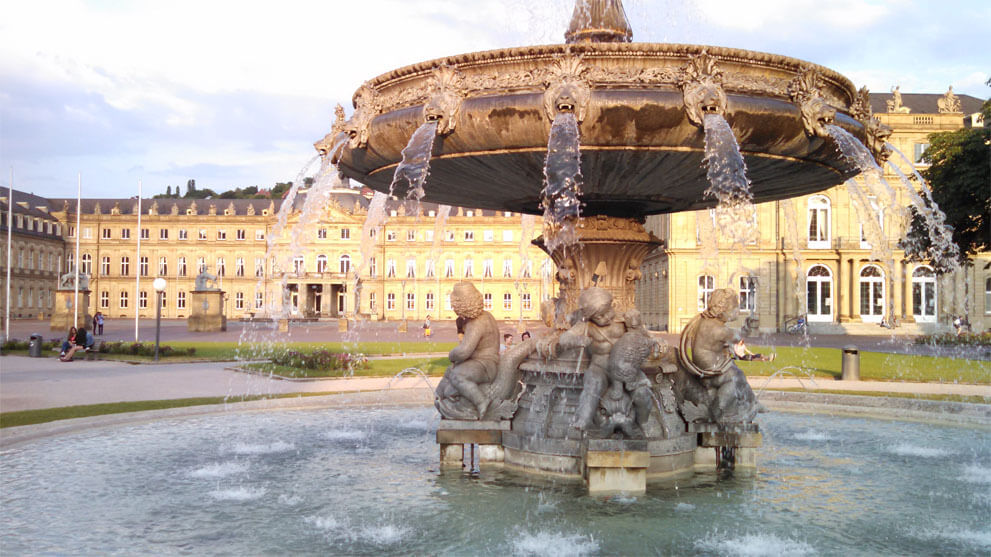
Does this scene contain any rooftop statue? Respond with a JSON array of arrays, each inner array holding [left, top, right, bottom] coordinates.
[[937, 85, 961, 113], [886, 85, 911, 113]]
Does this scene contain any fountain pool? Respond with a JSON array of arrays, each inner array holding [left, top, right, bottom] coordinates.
[[2, 405, 988, 555]]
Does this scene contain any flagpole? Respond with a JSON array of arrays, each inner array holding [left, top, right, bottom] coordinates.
[[135, 180, 142, 341], [74, 174, 81, 328], [4, 169, 13, 342]]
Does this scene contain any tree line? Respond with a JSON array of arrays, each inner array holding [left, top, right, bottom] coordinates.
[[152, 178, 314, 200]]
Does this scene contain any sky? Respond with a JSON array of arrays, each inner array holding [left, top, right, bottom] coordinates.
[[1, 0, 988, 199]]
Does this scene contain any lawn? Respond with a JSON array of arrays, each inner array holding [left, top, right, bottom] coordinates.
[[736, 345, 990, 384], [240, 356, 450, 378]]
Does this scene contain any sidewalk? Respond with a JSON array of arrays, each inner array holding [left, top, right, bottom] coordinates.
[[1, 355, 987, 414]]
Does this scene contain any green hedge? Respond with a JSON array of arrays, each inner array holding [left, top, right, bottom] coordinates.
[[914, 332, 991, 346]]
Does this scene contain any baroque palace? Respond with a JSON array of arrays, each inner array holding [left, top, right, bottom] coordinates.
[[1, 90, 988, 334]]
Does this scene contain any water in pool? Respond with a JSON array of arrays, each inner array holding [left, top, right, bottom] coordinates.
[[2, 407, 988, 555]]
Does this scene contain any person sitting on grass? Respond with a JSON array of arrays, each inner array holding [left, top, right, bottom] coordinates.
[[60, 327, 94, 362], [59, 326, 77, 358], [732, 339, 775, 362]]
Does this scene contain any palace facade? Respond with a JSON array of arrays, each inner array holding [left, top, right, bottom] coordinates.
[[638, 91, 989, 334], [1, 90, 988, 334]]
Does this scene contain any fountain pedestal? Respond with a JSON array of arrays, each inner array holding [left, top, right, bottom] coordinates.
[[188, 290, 227, 332], [691, 423, 762, 469], [436, 420, 510, 468], [50, 289, 92, 331], [585, 439, 649, 494], [536, 216, 662, 316]]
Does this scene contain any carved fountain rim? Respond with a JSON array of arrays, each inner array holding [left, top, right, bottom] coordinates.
[[356, 41, 857, 106]]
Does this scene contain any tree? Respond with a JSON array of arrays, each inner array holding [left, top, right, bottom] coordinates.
[[166, 185, 172, 197], [187, 179, 196, 196], [906, 99, 991, 270]]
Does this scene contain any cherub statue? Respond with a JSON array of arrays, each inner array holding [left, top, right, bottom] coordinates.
[[542, 287, 628, 431], [677, 288, 760, 423], [601, 309, 663, 433], [434, 282, 501, 420]]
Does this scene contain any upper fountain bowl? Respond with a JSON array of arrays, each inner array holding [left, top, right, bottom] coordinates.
[[329, 42, 867, 218]]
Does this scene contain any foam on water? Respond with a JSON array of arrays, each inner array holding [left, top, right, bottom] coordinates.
[[209, 487, 267, 501], [188, 461, 249, 479], [306, 515, 409, 545], [324, 430, 368, 442], [960, 464, 991, 484], [793, 430, 830, 442], [695, 532, 815, 557], [887, 443, 952, 458], [913, 526, 991, 551], [674, 502, 696, 512], [225, 441, 295, 455], [512, 530, 600, 557]]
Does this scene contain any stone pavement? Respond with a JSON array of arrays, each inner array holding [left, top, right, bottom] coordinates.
[[2, 355, 988, 414]]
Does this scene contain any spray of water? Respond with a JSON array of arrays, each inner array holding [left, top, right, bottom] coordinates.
[[388, 121, 439, 204], [541, 112, 583, 253], [702, 113, 758, 247]]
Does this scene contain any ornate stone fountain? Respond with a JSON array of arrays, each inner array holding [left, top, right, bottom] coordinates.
[[318, 0, 886, 493]]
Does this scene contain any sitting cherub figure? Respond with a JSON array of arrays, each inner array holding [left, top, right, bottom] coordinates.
[[544, 287, 628, 431], [434, 282, 501, 420], [604, 309, 663, 432], [678, 288, 760, 423]]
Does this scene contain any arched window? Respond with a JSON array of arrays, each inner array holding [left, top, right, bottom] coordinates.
[[697, 275, 714, 311], [339, 254, 350, 274], [912, 266, 937, 322], [807, 195, 831, 248], [316, 255, 328, 273], [806, 265, 833, 322], [859, 265, 885, 322]]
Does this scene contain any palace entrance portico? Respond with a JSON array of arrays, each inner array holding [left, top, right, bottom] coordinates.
[[285, 275, 348, 318]]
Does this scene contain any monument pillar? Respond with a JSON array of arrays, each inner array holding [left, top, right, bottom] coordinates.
[[188, 290, 227, 332], [50, 289, 92, 332]]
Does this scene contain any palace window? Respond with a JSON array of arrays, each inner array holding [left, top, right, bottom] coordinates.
[[859, 196, 883, 249], [483, 292, 492, 311], [386, 259, 396, 278], [316, 255, 328, 273], [160, 291, 167, 309], [120, 257, 130, 276], [739, 276, 757, 312], [425, 230, 434, 242], [985, 278, 991, 314], [102, 228, 111, 239], [81, 254, 92, 274], [387, 293, 396, 310], [159, 257, 168, 276], [139, 256, 149, 277], [369, 292, 376, 311], [406, 292, 415, 311], [160, 228, 169, 240], [140, 228, 149, 240], [697, 275, 714, 312], [912, 266, 937, 322], [198, 229, 207, 240], [236, 229, 246, 240], [406, 258, 416, 278], [292, 256, 304, 274], [317, 228, 327, 239], [178, 229, 188, 240], [235, 292, 244, 310], [425, 259, 435, 278], [503, 293, 512, 310], [339, 255, 351, 274], [407, 230, 416, 241], [177, 257, 187, 277], [255, 230, 265, 241], [340, 228, 350, 240], [119, 290, 129, 309], [522, 260, 532, 278], [255, 292, 264, 310], [425, 292, 435, 311], [446, 231, 455, 242], [445, 259, 455, 278], [464, 258, 474, 278], [100, 291, 109, 309], [522, 292, 532, 311], [807, 195, 830, 248], [177, 291, 186, 309], [503, 258, 513, 278], [139, 291, 148, 309], [387, 231, 397, 241], [197, 257, 206, 273], [217, 258, 226, 277], [255, 258, 264, 278], [483, 259, 493, 278], [483, 230, 494, 242], [121, 228, 131, 239], [368, 257, 377, 277], [464, 231, 474, 242], [859, 265, 884, 322], [807, 264, 833, 322], [217, 230, 227, 241], [235, 258, 245, 277]]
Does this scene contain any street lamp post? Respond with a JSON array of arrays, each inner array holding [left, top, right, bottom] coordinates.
[[153, 278, 166, 361]]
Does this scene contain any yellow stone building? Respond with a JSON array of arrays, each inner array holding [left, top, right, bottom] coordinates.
[[638, 90, 989, 334], [2, 89, 987, 336]]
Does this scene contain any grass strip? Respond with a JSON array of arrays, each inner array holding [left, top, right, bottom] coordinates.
[[737, 345, 990, 384], [239, 356, 450, 378], [758, 388, 989, 405], [0, 391, 364, 429]]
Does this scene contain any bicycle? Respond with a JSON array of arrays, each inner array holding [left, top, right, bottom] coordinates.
[[783, 314, 808, 335]]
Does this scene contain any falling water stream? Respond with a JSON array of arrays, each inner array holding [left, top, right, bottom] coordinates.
[[541, 112, 583, 253], [388, 121, 439, 203], [702, 113, 758, 247]]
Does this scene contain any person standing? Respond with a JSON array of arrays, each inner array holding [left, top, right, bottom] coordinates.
[[422, 315, 432, 338], [95, 311, 104, 335]]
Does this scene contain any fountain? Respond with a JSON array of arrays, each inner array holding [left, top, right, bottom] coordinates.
[[315, 0, 895, 493]]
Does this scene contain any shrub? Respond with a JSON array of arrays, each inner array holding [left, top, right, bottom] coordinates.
[[270, 349, 369, 372], [97, 341, 196, 357], [914, 332, 991, 346]]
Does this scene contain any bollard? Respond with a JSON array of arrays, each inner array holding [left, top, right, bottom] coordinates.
[[841, 345, 859, 381], [29, 333, 43, 358]]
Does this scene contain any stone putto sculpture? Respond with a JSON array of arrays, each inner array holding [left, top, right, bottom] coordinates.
[[676, 287, 760, 424], [434, 282, 502, 420]]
